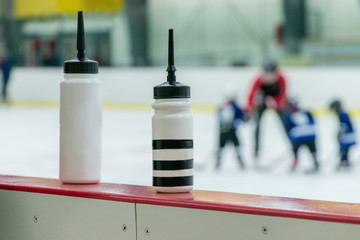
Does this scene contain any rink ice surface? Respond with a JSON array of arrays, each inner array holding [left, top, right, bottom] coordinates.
[[1, 106, 360, 203]]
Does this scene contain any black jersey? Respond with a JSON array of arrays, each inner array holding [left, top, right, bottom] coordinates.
[[260, 82, 281, 97]]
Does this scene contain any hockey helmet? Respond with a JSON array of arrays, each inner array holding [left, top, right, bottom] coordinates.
[[329, 99, 342, 111], [263, 58, 277, 72]]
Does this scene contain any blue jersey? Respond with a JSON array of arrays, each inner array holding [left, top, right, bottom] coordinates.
[[338, 111, 356, 148], [218, 101, 244, 132], [285, 110, 316, 143]]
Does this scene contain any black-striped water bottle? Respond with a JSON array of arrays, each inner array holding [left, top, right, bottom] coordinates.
[[152, 29, 193, 193]]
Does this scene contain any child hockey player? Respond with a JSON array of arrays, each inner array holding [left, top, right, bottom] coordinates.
[[285, 98, 319, 173], [330, 100, 356, 169], [216, 97, 246, 170]]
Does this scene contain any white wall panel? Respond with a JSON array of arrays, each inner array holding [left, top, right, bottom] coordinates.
[[0, 190, 136, 240], [136, 203, 360, 240]]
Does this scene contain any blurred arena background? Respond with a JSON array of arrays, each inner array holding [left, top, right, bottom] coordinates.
[[1, 0, 360, 203], [1, 0, 360, 67]]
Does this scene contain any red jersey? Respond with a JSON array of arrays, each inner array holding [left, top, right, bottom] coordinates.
[[247, 72, 287, 111]]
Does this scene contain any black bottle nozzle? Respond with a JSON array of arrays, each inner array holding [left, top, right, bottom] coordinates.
[[166, 29, 176, 84], [63, 11, 98, 74], [153, 28, 190, 99], [77, 11, 85, 60]]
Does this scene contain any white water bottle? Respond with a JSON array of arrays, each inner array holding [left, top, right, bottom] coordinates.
[[152, 29, 193, 193], [60, 11, 101, 184]]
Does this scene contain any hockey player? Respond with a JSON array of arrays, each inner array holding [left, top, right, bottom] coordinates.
[[1, 52, 13, 103], [285, 98, 319, 173], [216, 97, 246, 170], [330, 100, 356, 169], [247, 58, 288, 159]]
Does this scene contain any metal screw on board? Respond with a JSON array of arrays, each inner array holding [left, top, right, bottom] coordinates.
[[33, 216, 38, 223], [122, 224, 127, 232], [262, 226, 268, 234], [144, 227, 150, 235]]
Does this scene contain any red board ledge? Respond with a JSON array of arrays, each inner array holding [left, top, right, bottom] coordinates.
[[1, 174, 360, 225]]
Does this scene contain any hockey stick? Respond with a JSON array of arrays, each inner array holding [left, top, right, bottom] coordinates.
[[255, 150, 290, 173], [194, 150, 216, 172]]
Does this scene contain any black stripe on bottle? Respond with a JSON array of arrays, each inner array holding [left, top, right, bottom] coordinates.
[[153, 159, 193, 170], [152, 139, 193, 150], [153, 176, 194, 187]]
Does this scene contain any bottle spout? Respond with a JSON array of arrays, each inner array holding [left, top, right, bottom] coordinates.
[[77, 11, 85, 60], [166, 29, 176, 84], [63, 11, 98, 74]]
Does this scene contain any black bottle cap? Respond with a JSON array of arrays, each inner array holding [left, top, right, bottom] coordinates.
[[64, 11, 98, 74], [154, 29, 190, 99]]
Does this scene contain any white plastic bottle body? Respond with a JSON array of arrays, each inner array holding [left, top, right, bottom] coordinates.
[[152, 98, 193, 193], [60, 74, 102, 184]]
